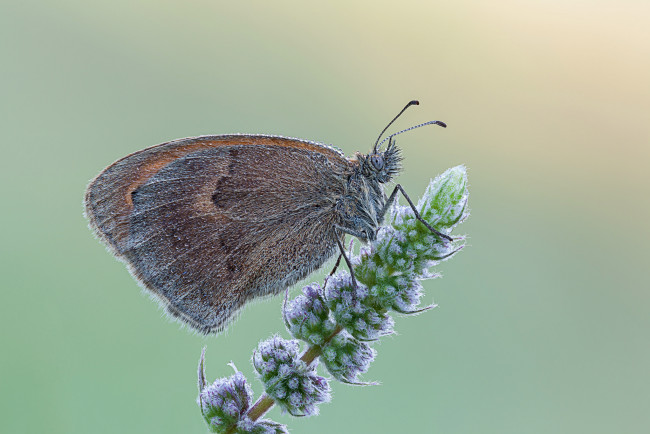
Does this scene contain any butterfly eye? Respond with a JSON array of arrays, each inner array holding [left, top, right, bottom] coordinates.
[[370, 154, 384, 170]]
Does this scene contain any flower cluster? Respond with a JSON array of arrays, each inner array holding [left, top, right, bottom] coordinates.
[[252, 336, 331, 417], [320, 330, 377, 384], [197, 166, 469, 433], [284, 283, 337, 346], [323, 272, 394, 341], [197, 349, 288, 433]]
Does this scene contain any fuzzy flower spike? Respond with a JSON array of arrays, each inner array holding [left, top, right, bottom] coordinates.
[[198, 165, 469, 433], [198, 348, 289, 433]]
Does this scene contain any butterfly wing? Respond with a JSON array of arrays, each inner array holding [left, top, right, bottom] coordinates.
[[85, 135, 350, 334]]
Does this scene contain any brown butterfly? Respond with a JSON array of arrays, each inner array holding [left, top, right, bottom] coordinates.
[[84, 101, 448, 334]]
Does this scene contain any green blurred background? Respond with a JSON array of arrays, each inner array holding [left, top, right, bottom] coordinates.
[[2, 1, 648, 433]]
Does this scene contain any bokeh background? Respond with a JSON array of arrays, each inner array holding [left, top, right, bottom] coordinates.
[[2, 1, 648, 433]]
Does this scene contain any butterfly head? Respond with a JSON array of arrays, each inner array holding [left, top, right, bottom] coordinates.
[[357, 139, 402, 183], [360, 100, 445, 184]]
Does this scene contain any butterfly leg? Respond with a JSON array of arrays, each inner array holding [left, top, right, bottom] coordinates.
[[327, 238, 354, 278], [379, 184, 453, 242], [328, 253, 342, 277], [333, 226, 359, 288]]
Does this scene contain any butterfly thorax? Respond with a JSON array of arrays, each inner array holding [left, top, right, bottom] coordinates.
[[337, 145, 402, 242]]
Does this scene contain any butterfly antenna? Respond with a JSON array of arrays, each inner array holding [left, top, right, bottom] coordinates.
[[373, 100, 420, 153], [378, 120, 447, 149]]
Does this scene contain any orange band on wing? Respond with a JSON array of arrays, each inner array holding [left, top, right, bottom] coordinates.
[[85, 135, 346, 253]]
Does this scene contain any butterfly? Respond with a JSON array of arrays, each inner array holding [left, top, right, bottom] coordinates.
[[84, 101, 448, 334]]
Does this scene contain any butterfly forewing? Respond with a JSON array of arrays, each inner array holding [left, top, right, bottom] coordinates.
[[85, 135, 351, 333]]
